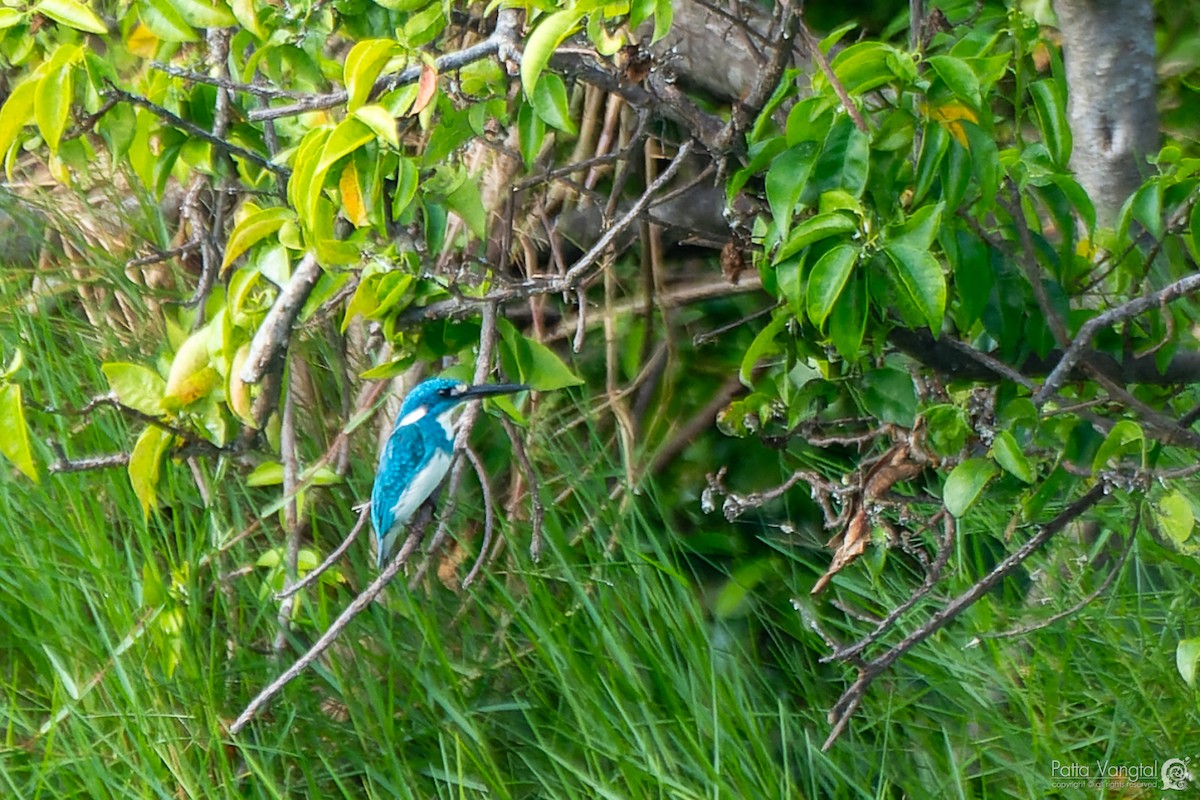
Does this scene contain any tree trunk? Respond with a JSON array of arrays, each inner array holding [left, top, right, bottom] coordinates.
[[1053, 0, 1158, 227]]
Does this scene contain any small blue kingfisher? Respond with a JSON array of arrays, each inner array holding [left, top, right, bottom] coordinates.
[[371, 376, 528, 569]]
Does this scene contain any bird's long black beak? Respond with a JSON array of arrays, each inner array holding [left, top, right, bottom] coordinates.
[[459, 382, 530, 399]]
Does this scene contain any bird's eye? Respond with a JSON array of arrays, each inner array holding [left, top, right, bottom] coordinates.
[[437, 387, 453, 398]]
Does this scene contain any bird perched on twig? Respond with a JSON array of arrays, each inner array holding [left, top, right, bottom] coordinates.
[[371, 376, 528, 569]]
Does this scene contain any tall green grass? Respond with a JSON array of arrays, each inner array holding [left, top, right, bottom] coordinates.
[[3, 267, 1198, 799]]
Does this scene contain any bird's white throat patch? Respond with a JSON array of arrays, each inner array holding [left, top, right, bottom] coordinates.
[[398, 406, 427, 427]]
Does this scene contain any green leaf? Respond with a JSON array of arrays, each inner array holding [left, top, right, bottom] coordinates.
[[35, 65, 71, 156], [222, 206, 295, 271], [765, 142, 820, 236], [0, 384, 37, 482], [530, 73, 577, 136], [521, 9, 584, 98], [138, 0, 199, 41], [962, 120, 999, 211], [35, 0, 107, 33], [739, 311, 788, 387], [829, 275, 866, 360], [1178, 638, 1200, 687], [444, 177, 486, 239], [498, 320, 583, 391], [0, 78, 37, 167], [517, 102, 546, 169], [806, 243, 859, 328], [943, 458, 999, 518], [861, 367, 917, 426], [170, 0, 235, 27], [247, 461, 283, 486], [352, 104, 399, 149], [0, 9, 24, 28], [884, 244, 946, 331], [1157, 490, 1195, 545], [129, 425, 172, 516], [392, 157, 419, 219], [1092, 419, 1144, 473], [652, 0, 673, 42], [1129, 181, 1163, 240], [927, 55, 981, 108], [287, 126, 332, 229], [810, 115, 870, 198], [884, 202, 944, 251], [317, 117, 374, 174], [1029, 79, 1071, 166], [344, 39, 400, 112], [829, 41, 901, 95], [991, 430, 1033, 483], [102, 363, 166, 416], [912, 123, 949, 205], [774, 211, 857, 263]]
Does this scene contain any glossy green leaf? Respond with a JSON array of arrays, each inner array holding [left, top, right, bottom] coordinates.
[[0, 383, 37, 482], [317, 117, 374, 174], [912, 123, 949, 205], [0, 9, 23, 28], [1092, 419, 1144, 473], [138, 0, 199, 41], [1129, 181, 1163, 240], [170, 0, 235, 27], [927, 55, 981, 108], [102, 363, 166, 416], [247, 461, 283, 486], [392, 157, 419, 219], [444, 177, 486, 239], [828, 275, 867, 361], [962, 120, 1000, 211], [530, 73, 577, 136], [222, 206, 294, 271], [765, 142, 819, 236], [344, 39, 400, 112], [806, 243, 859, 328], [0, 79, 37, 167], [1157, 490, 1194, 545], [521, 9, 584, 97], [829, 41, 900, 95], [1029, 79, 1071, 166], [35, 0, 107, 33], [775, 211, 857, 263], [884, 202, 944, 252], [991, 430, 1033, 483], [810, 115, 870, 198], [129, 425, 172, 516], [35, 64, 72, 156], [943, 458, 999, 517], [517, 102, 546, 169], [1177, 638, 1200, 687], [884, 244, 946, 331], [739, 312, 788, 387], [352, 104, 399, 149]]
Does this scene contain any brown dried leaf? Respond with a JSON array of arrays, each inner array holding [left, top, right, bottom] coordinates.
[[413, 63, 438, 116]]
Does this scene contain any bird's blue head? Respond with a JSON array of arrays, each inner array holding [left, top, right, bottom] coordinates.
[[394, 376, 528, 432]]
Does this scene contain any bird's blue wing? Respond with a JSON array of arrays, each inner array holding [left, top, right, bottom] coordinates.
[[371, 422, 453, 567]]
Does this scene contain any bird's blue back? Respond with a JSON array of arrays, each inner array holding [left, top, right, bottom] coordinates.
[[370, 378, 465, 567]]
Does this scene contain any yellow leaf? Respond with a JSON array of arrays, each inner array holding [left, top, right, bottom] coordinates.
[[927, 100, 978, 147], [339, 161, 368, 227]]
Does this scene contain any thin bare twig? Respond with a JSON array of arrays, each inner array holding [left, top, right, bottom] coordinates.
[[974, 507, 1139, 643], [822, 481, 1109, 750], [461, 447, 495, 588], [228, 508, 434, 734]]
